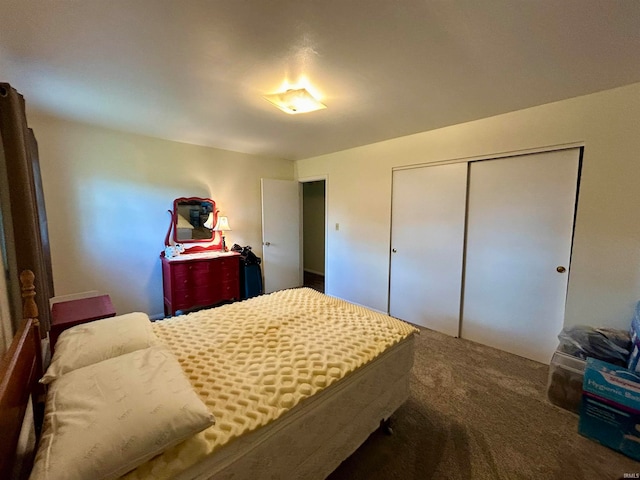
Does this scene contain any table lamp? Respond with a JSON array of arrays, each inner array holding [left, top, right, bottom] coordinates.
[[213, 216, 231, 251]]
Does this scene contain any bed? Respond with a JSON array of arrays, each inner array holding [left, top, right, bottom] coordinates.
[[1, 271, 418, 480]]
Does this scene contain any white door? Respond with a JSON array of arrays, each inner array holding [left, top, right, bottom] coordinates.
[[461, 148, 580, 364], [261, 179, 301, 293], [389, 163, 468, 335]]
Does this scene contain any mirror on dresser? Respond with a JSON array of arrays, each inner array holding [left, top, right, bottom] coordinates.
[[165, 197, 218, 245]]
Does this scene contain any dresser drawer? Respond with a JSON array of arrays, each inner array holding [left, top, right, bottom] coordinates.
[[193, 285, 217, 306], [172, 261, 214, 290], [217, 257, 239, 272], [173, 292, 194, 311], [172, 261, 211, 279], [162, 252, 241, 316], [216, 257, 239, 283], [218, 267, 239, 283], [220, 280, 239, 300], [173, 284, 220, 310]]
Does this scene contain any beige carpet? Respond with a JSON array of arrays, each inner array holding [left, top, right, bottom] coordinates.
[[328, 327, 638, 480]]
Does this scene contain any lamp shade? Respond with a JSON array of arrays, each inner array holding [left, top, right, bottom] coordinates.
[[203, 212, 215, 229], [213, 216, 231, 232]]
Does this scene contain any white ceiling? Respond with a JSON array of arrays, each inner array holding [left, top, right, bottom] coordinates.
[[2, 1, 640, 161]]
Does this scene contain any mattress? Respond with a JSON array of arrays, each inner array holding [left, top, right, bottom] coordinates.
[[122, 288, 417, 479], [178, 335, 415, 480]]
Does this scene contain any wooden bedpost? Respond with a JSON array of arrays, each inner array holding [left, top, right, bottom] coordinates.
[[20, 270, 41, 366], [20, 269, 45, 436], [20, 269, 39, 321]]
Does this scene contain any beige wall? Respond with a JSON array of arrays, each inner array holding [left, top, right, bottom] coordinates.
[[295, 82, 640, 330], [302, 181, 325, 275], [28, 113, 293, 318]]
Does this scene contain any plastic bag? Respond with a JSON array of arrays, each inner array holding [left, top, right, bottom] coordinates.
[[631, 301, 640, 342], [557, 325, 630, 367], [231, 244, 261, 265], [627, 301, 640, 371]]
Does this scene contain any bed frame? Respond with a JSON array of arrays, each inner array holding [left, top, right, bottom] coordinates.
[[0, 270, 45, 479]]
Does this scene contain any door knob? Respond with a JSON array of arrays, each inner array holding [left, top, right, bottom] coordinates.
[[556, 266, 566, 273], [264, 241, 271, 246], [392, 248, 397, 253]]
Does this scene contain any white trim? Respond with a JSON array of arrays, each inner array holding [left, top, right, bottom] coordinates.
[[298, 174, 328, 183], [303, 268, 325, 276], [327, 294, 387, 315], [392, 142, 585, 172]]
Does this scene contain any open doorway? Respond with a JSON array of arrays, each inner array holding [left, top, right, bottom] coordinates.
[[301, 180, 326, 293]]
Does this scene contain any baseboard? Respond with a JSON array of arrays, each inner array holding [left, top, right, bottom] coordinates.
[[326, 294, 387, 315], [303, 269, 325, 276]]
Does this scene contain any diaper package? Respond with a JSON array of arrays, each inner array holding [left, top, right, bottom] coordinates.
[[579, 358, 640, 461]]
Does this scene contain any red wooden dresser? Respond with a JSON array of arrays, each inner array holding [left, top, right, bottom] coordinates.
[[161, 251, 240, 316]]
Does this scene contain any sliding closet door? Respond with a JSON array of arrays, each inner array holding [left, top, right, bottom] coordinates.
[[389, 163, 467, 335], [461, 149, 580, 363]]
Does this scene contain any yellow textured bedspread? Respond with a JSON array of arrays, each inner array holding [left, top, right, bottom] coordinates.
[[123, 288, 417, 479]]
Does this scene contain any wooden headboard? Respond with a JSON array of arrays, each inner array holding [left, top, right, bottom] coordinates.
[[0, 270, 44, 478]]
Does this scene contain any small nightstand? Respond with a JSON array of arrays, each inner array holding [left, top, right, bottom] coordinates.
[[50, 294, 116, 351]]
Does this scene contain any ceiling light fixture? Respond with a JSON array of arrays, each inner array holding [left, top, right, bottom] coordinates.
[[263, 88, 326, 114]]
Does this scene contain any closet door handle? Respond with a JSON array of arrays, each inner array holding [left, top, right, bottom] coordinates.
[[556, 266, 566, 273], [392, 248, 397, 253], [264, 241, 271, 246]]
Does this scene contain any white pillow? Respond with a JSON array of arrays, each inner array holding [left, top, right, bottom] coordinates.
[[42, 312, 160, 384], [30, 346, 215, 480]]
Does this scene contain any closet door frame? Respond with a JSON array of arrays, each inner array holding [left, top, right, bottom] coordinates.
[[389, 144, 583, 356]]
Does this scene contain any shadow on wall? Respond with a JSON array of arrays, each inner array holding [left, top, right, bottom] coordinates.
[[61, 178, 203, 317]]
